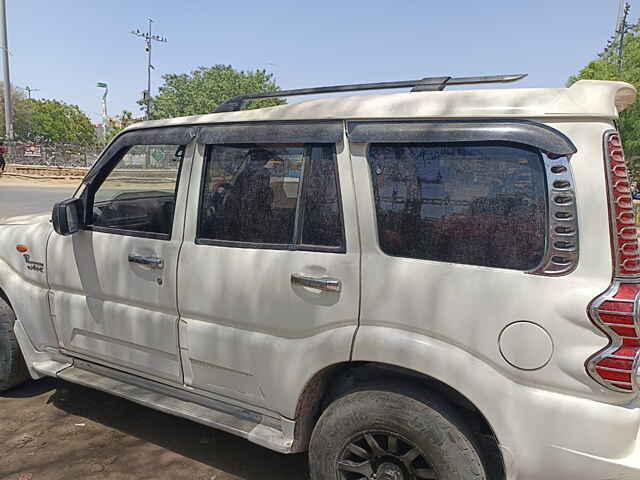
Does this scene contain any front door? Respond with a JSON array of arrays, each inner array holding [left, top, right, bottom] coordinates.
[[177, 135, 360, 409], [47, 139, 193, 384]]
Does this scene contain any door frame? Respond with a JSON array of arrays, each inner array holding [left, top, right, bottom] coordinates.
[[49, 130, 198, 387], [176, 122, 363, 419]]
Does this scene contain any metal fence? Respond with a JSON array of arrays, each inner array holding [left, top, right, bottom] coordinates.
[[5, 141, 102, 168]]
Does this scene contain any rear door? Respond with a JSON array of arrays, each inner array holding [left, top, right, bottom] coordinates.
[[349, 120, 585, 392], [177, 122, 360, 409], [48, 130, 195, 384]]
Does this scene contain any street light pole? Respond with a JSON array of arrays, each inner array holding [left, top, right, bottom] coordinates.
[[97, 82, 109, 142], [0, 0, 13, 140], [146, 18, 152, 118], [131, 18, 167, 120]]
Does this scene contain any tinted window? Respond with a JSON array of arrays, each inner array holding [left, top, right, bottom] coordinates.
[[199, 145, 302, 245], [368, 143, 546, 270], [198, 144, 344, 250], [300, 145, 343, 248], [90, 144, 184, 237]]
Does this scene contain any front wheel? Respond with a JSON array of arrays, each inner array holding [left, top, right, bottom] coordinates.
[[309, 386, 487, 480], [0, 297, 30, 391]]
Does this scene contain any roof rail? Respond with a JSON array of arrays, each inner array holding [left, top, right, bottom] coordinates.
[[214, 73, 527, 113]]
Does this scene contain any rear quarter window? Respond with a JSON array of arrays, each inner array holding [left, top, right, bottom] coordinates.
[[368, 143, 547, 270]]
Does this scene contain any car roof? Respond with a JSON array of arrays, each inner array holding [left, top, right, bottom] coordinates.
[[123, 80, 636, 133]]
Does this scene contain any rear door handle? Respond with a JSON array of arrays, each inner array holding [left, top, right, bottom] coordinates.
[[291, 273, 342, 292], [128, 254, 164, 270]]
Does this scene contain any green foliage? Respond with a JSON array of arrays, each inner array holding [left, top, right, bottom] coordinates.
[[0, 86, 97, 146], [570, 25, 640, 179], [106, 110, 142, 143], [148, 65, 285, 120], [0, 86, 33, 140], [21, 98, 96, 145]]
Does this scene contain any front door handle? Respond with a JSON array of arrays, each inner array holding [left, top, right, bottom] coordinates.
[[128, 254, 164, 270], [291, 273, 342, 292]]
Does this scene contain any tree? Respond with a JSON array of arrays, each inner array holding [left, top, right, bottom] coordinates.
[[148, 65, 284, 119], [570, 24, 640, 178], [0, 85, 33, 140], [23, 98, 96, 145], [106, 110, 142, 143]]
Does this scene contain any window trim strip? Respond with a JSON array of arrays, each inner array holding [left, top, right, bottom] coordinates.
[[84, 225, 171, 241], [197, 121, 343, 145], [348, 119, 577, 157], [85, 126, 198, 184]]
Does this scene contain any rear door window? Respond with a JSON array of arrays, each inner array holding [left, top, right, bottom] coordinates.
[[368, 143, 547, 270], [198, 144, 344, 251], [299, 145, 343, 249]]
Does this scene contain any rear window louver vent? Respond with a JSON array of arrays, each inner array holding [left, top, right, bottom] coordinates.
[[532, 154, 578, 275]]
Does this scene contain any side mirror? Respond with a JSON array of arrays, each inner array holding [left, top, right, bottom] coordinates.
[[52, 198, 83, 236]]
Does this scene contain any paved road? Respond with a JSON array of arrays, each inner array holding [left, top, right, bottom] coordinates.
[[0, 185, 76, 218]]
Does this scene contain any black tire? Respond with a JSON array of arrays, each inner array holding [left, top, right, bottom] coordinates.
[[309, 385, 487, 480], [0, 297, 30, 391]]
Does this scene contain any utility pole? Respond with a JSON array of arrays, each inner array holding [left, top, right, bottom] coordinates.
[[0, 0, 13, 140], [615, 1, 633, 71], [24, 86, 40, 99], [131, 19, 167, 119]]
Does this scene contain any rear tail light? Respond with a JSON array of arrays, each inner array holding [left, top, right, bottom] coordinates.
[[588, 281, 640, 392], [586, 132, 640, 393], [605, 132, 640, 276]]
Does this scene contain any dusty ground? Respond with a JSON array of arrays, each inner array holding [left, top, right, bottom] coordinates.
[[0, 379, 309, 480]]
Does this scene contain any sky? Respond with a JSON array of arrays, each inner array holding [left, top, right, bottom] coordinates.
[[5, 0, 637, 123]]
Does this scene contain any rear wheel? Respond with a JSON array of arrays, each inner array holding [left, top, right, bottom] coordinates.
[[0, 297, 30, 391], [309, 386, 487, 480]]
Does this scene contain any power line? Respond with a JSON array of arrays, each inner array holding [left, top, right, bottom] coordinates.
[[131, 18, 167, 119]]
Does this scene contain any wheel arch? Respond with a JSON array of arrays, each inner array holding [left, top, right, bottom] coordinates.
[[292, 360, 505, 479]]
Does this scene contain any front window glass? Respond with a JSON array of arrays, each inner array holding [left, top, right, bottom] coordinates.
[[90, 144, 184, 237], [368, 143, 547, 270]]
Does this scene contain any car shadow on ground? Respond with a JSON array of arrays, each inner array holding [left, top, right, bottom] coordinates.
[[46, 379, 310, 479], [0, 377, 58, 398]]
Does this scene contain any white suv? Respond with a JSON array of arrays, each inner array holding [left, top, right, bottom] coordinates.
[[1, 74, 640, 480]]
